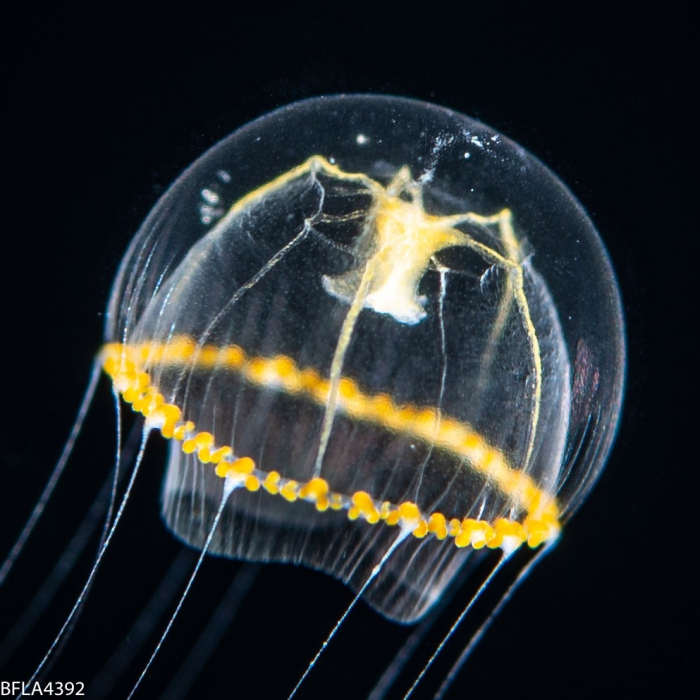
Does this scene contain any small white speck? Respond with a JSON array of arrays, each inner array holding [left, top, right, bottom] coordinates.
[[470, 136, 484, 148], [356, 133, 369, 145], [329, 156, 336, 164], [490, 135, 499, 142], [199, 204, 224, 225], [201, 188, 219, 205], [217, 170, 231, 183], [418, 168, 435, 185], [464, 152, 471, 159]]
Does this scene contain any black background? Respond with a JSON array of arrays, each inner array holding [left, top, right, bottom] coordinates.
[[0, 3, 694, 699]]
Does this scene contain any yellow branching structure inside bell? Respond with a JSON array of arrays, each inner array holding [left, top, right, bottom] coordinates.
[[102, 157, 560, 554]]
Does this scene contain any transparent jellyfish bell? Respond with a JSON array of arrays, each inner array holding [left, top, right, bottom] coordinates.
[[105, 95, 624, 624]]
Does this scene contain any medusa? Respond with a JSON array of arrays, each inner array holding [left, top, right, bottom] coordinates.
[[1, 95, 625, 698]]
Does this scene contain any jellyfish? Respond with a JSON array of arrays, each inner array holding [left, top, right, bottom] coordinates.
[[0, 95, 625, 699]]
